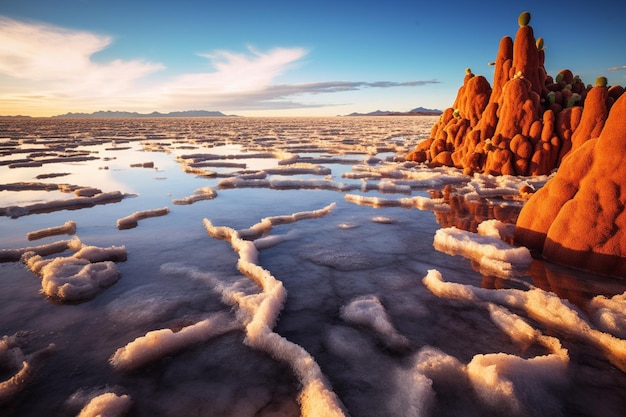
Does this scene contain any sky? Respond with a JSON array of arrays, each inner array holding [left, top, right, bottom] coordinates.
[[1, 0, 625, 117]]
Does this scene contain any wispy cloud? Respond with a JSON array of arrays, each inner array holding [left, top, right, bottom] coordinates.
[[0, 16, 163, 93], [0, 16, 439, 115], [608, 65, 626, 71]]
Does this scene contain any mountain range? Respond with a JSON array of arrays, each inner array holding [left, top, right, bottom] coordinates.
[[51, 110, 238, 119], [344, 107, 442, 116]]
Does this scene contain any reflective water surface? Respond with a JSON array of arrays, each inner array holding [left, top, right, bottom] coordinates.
[[1, 117, 625, 417]]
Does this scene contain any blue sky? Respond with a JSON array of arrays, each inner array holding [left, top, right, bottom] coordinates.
[[1, 0, 624, 117]]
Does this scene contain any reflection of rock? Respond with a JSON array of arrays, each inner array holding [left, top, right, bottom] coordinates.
[[515, 94, 626, 278], [405, 11, 623, 177], [430, 186, 521, 233]]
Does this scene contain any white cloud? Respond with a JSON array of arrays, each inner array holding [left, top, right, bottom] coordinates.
[[0, 16, 163, 94], [0, 16, 438, 115]]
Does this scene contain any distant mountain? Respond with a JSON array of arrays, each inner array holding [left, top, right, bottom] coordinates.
[[345, 107, 442, 117], [408, 107, 442, 114], [52, 110, 239, 119]]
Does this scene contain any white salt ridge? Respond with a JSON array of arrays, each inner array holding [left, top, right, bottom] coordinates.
[[263, 163, 332, 176], [26, 220, 77, 241], [345, 194, 450, 211], [238, 203, 336, 240], [349, 163, 468, 188], [171, 187, 217, 205], [420, 271, 570, 415], [423, 269, 626, 373], [21, 237, 127, 302], [0, 334, 55, 405], [0, 236, 79, 263], [76, 392, 132, 417], [588, 292, 626, 339], [340, 295, 411, 352], [0, 190, 126, 218], [116, 207, 169, 230], [433, 227, 531, 277], [109, 312, 240, 371], [477, 219, 516, 242], [454, 173, 552, 201], [202, 205, 348, 417]]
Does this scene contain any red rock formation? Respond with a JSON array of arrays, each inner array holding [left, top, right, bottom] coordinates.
[[405, 11, 624, 177], [515, 93, 626, 278]]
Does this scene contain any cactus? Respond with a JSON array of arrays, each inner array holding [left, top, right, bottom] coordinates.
[[453, 109, 460, 118], [556, 72, 564, 83], [596, 76, 608, 87], [518, 11, 531, 27], [536, 37, 544, 50], [547, 91, 556, 105], [465, 67, 474, 77], [566, 93, 581, 108]]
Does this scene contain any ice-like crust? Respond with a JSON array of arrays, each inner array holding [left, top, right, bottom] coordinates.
[[588, 292, 626, 339], [219, 176, 359, 192], [476, 219, 516, 242], [0, 191, 126, 218], [0, 236, 80, 263], [423, 269, 626, 373], [76, 392, 132, 417], [202, 204, 348, 417], [340, 295, 411, 352], [26, 220, 77, 241], [263, 163, 332, 176], [171, 187, 217, 205], [116, 207, 169, 230], [433, 227, 531, 277], [109, 312, 240, 371], [20, 238, 127, 302], [238, 203, 336, 240], [0, 334, 55, 405], [344, 194, 449, 211]]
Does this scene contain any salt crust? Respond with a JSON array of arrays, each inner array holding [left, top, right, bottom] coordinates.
[[423, 269, 626, 373], [26, 220, 77, 241], [20, 236, 127, 302], [202, 204, 347, 417], [433, 227, 532, 277], [171, 187, 217, 205], [0, 190, 126, 218], [116, 207, 169, 230], [76, 392, 132, 417], [0, 334, 55, 405]]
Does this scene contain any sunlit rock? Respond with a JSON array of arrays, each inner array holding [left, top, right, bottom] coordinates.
[[405, 11, 624, 176], [515, 93, 626, 277]]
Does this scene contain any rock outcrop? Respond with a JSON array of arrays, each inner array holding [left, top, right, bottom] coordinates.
[[514, 93, 626, 277], [406, 11, 623, 177]]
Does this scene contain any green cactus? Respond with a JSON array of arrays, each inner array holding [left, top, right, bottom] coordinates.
[[547, 91, 556, 105], [518, 11, 531, 27], [453, 109, 460, 118], [536, 37, 544, 50], [596, 76, 608, 87], [465, 68, 474, 77], [564, 84, 572, 91], [555, 72, 564, 83]]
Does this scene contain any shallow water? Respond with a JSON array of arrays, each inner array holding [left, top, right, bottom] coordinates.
[[1, 117, 625, 417]]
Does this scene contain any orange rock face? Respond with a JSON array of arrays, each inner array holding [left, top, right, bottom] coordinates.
[[406, 11, 624, 176], [515, 93, 626, 277]]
